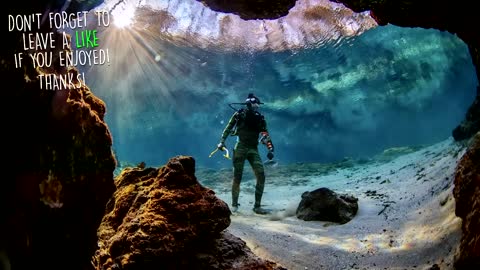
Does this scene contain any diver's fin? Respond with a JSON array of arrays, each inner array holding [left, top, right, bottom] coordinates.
[[264, 159, 277, 167], [253, 207, 272, 215]]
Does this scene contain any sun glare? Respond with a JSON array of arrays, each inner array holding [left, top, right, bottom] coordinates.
[[112, 5, 136, 28]]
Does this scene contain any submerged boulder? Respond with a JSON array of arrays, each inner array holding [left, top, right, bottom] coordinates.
[[93, 155, 286, 270], [296, 187, 358, 224]]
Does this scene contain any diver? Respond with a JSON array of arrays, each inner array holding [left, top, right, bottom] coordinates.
[[217, 93, 275, 215]]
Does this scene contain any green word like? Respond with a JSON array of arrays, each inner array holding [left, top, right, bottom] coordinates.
[[75, 30, 99, 48]]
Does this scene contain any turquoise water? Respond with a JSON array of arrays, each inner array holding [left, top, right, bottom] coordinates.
[[87, 24, 478, 170]]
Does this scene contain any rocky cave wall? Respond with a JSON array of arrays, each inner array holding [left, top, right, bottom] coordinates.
[[2, 1, 115, 269], [2, 0, 479, 269], [453, 133, 480, 269]]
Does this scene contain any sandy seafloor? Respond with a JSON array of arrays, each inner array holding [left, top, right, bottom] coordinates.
[[198, 137, 467, 270]]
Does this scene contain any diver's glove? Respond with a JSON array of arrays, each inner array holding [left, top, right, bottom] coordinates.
[[267, 150, 274, 160], [217, 142, 226, 150]]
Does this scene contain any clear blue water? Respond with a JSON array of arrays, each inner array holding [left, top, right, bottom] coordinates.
[[87, 24, 478, 170]]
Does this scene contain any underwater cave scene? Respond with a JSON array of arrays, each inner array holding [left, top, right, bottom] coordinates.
[[84, 0, 477, 171], [79, 1, 478, 267]]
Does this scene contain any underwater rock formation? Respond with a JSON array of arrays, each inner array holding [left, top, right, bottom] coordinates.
[[93, 156, 285, 270], [453, 132, 480, 269], [2, 1, 116, 269], [2, 0, 479, 269], [97, 0, 376, 51], [296, 187, 358, 224], [197, 0, 297, 20]]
